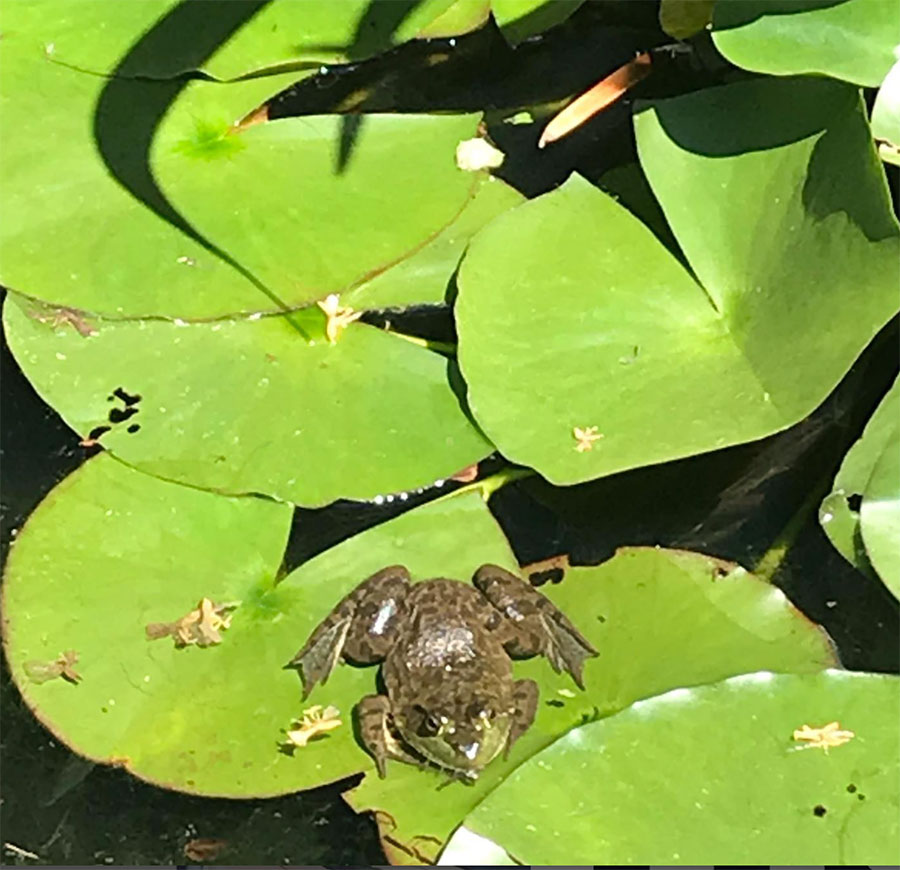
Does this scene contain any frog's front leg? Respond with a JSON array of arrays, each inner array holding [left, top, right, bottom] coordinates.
[[357, 694, 423, 778], [474, 564, 598, 688], [289, 566, 410, 697], [504, 678, 538, 758]]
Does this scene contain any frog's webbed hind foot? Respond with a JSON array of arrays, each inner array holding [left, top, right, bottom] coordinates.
[[474, 564, 598, 689], [288, 565, 410, 698], [357, 694, 422, 779]]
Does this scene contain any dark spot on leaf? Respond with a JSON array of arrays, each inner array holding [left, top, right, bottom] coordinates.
[[596, 614, 606, 623], [528, 567, 564, 586], [108, 407, 139, 424], [88, 425, 111, 441], [847, 493, 862, 512], [127, 423, 140, 434], [846, 783, 857, 793], [113, 387, 141, 406], [813, 804, 827, 817], [857, 793, 866, 801], [546, 699, 564, 708]]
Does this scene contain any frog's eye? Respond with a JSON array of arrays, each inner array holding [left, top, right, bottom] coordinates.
[[424, 712, 443, 735], [414, 706, 444, 736]]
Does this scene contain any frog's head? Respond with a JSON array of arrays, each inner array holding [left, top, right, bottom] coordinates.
[[396, 698, 513, 777]]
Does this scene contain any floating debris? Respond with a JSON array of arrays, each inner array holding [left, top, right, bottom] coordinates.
[[455, 137, 504, 171], [146, 598, 239, 648], [283, 705, 342, 748], [316, 294, 362, 344], [24, 650, 81, 685], [792, 721, 855, 752], [183, 838, 228, 862], [573, 425, 603, 452]]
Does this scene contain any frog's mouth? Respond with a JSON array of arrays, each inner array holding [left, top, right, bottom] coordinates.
[[392, 714, 510, 778]]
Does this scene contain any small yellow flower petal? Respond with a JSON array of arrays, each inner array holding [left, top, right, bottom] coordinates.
[[283, 704, 343, 748], [316, 295, 362, 344], [573, 425, 603, 452], [792, 721, 855, 752]]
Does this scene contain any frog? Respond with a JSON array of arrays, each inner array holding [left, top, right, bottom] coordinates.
[[288, 563, 597, 780]]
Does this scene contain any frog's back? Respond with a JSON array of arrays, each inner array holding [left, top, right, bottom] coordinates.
[[382, 578, 508, 689]]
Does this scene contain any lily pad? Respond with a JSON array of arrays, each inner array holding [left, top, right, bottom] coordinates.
[[415, 0, 494, 39], [2, 458, 517, 796], [659, 0, 715, 39], [347, 547, 837, 864], [2, 293, 490, 506], [152, 77, 482, 316], [0, 27, 483, 318], [873, 60, 900, 165], [491, 0, 584, 44], [456, 77, 899, 486], [4, 0, 468, 79], [860, 423, 900, 598], [712, 0, 900, 87], [349, 176, 524, 311], [820, 376, 899, 574], [444, 671, 900, 865]]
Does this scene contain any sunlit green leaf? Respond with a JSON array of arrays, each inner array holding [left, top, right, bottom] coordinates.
[[490, 0, 583, 44], [348, 548, 837, 863], [456, 77, 899, 486], [873, 60, 900, 143], [2, 458, 515, 796], [446, 671, 900, 865], [0, 10, 484, 318], [712, 0, 900, 87], [5, 0, 467, 79], [2, 293, 490, 506], [820, 376, 899, 576], [860, 423, 900, 599]]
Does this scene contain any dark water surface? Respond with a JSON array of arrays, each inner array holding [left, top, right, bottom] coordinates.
[[2, 2, 899, 864]]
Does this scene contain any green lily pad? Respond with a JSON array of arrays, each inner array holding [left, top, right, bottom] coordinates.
[[5, 0, 467, 79], [873, 60, 900, 159], [712, 0, 900, 87], [2, 293, 490, 506], [1, 14, 485, 318], [415, 0, 493, 39], [2, 454, 297, 796], [490, 0, 584, 44], [444, 671, 900, 865], [347, 547, 837, 864], [820, 376, 899, 574], [456, 77, 899, 486], [2, 458, 518, 796], [349, 176, 524, 311], [659, 0, 715, 39], [152, 76, 482, 316], [860, 423, 900, 598]]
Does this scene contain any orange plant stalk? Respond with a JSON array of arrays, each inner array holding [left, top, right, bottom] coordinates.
[[538, 52, 653, 148]]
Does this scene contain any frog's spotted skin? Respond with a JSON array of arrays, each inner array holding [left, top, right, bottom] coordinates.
[[289, 564, 597, 779]]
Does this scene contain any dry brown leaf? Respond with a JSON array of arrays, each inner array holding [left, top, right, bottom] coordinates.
[[146, 599, 238, 648], [24, 650, 81, 684]]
